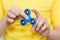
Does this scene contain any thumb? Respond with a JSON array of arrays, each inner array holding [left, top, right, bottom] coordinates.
[[31, 9, 41, 20]]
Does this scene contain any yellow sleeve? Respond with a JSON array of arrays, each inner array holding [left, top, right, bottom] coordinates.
[[0, 0, 3, 19], [52, 0, 60, 26]]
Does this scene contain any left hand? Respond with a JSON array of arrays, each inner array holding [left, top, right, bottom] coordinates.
[[31, 9, 50, 37]]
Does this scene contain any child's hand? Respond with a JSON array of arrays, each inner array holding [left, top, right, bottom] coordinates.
[[0, 7, 28, 36], [32, 9, 50, 37], [6, 7, 28, 24]]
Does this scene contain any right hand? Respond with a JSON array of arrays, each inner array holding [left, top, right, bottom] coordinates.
[[6, 7, 28, 24]]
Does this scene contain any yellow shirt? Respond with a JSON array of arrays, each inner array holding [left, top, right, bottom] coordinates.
[[0, 0, 60, 40]]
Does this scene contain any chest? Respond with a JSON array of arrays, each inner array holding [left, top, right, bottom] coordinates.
[[2, 0, 54, 12], [2, 0, 54, 21]]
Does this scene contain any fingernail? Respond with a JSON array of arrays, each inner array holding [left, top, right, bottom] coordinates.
[[26, 16, 28, 20], [23, 12, 28, 20]]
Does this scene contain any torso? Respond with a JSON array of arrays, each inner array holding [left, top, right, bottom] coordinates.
[[2, 0, 54, 40]]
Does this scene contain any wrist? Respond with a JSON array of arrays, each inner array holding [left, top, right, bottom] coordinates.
[[47, 30, 54, 40]]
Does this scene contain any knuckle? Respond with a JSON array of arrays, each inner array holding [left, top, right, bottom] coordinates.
[[7, 12, 11, 16]]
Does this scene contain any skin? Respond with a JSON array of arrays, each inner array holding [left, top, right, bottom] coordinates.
[[0, 7, 28, 36], [0, 7, 60, 40], [31, 9, 60, 40], [31, 9, 50, 38]]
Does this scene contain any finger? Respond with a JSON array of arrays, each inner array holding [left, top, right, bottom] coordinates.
[[10, 7, 28, 19], [40, 27, 50, 37], [19, 12, 28, 19], [32, 21, 38, 30], [36, 21, 44, 31], [31, 9, 41, 19], [9, 7, 20, 16], [7, 12, 16, 19], [6, 17, 14, 23], [39, 24, 47, 33]]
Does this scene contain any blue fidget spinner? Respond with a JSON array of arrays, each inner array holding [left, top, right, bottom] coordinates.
[[20, 8, 37, 26]]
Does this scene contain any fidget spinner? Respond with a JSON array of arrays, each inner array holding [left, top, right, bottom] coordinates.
[[20, 8, 37, 26]]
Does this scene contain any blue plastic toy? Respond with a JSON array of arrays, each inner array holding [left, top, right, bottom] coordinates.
[[20, 8, 37, 26]]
